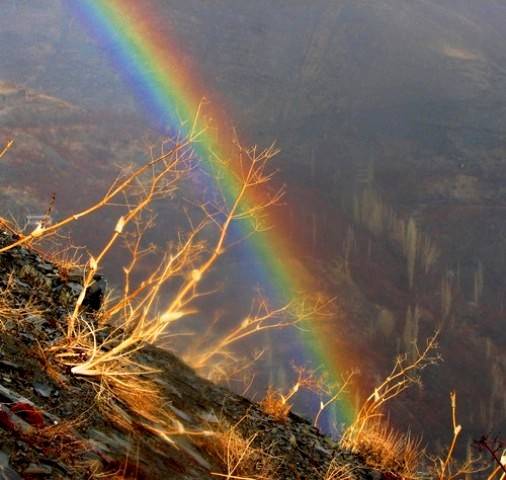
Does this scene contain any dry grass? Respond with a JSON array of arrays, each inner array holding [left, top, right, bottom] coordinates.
[[323, 458, 357, 480], [258, 366, 323, 422], [342, 332, 439, 450], [259, 387, 292, 422], [0, 272, 46, 331], [341, 332, 439, 478], [95, 374, 165, 431], [46, 241, 87, 279], [258, 365, 353, 426], [36, 419, 89, 469], [206, 418, 278, 480], [345, 418, 422, 478]]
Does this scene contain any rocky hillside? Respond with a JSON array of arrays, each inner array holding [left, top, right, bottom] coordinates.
[[0, 227, 383, 479]]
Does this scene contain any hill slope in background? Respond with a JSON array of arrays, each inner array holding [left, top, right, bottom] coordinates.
[[2, 1, 506, 132], [0, 81, 148, 226], [1, 0, 506, 456]]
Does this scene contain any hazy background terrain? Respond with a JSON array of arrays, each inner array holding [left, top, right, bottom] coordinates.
[[1, 0, 506, 456]]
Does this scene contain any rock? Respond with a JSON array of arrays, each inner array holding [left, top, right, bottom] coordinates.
[[65, 268, 84, 283], [0, 361, 21, 371], [0, 451, 21, 480], [23, 463, 53, 475], [32, 382, 53, 399], [18, 264, 52, 291], [83, 275, 107, 311], [37, 263, 55, 273], [65, 282, 83, 295]]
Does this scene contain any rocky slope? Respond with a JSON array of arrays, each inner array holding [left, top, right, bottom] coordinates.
[[0, 227, 381, 479]]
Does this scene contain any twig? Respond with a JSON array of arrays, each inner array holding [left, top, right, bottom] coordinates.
[[439, 392, 462, 480], [475, 437, 506, 476], [0, 139, 14, 160]]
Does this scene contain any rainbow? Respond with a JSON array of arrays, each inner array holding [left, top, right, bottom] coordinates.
[[68, 0, 356, 426]]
